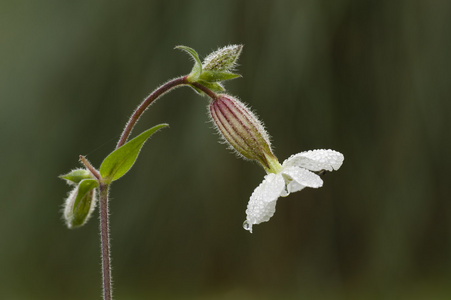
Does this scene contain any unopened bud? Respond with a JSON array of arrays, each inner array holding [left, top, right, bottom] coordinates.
[[209, 95, 281, 172], [63, 179, 98, 229], [202, 45, 243, 72]]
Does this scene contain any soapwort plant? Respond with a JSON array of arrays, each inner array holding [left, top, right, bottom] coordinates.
[[59, 45, 343, 299]]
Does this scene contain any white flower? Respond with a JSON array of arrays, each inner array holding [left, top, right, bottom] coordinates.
[[243, 149, 344, 233]]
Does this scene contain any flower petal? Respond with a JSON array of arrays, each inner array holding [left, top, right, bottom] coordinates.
[[282, 149, 344, 172], [244, 173, 285, 232], [282, 166, 323, 193]]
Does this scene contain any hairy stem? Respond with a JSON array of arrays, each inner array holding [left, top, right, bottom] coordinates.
[[116, 77, 221, 149], [99, 183, 112, 300], [103, 76, 218, 299], [116, 76, 188, 148], [79, 155, 101, 180]]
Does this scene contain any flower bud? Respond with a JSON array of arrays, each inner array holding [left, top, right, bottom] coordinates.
[[63, 179, 98, 229], [202, 45, 243, 72], [209, 95, 281, 172]]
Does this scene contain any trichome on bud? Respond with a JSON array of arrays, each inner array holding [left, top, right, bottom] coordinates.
[[209, 94, 281, 173]]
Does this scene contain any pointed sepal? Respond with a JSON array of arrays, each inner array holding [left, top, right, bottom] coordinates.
[[198, 71, 241, 83], [196, 80, 225, 94], [175, 45, 202, 82]]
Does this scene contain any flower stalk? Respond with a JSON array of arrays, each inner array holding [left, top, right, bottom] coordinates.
[[116, 76, 189, 148], [99, 183, 112, 300]]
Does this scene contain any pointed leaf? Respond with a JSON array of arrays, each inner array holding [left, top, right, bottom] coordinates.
[[198, 71, 241, 82], [196, 80, 225, 93], [60, 168, 93, 185], [175, 45, 202, 82], [100, 124, 168, 183]]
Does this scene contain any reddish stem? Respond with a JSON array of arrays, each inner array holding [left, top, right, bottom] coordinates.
[[99, 183, 112, 300], [116, 76, 188, 148], [79, 155, 101, 180]]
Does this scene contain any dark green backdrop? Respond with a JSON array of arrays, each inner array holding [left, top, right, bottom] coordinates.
[[1, 0, 450, 299]]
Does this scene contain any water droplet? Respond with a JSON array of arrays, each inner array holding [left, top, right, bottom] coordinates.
[[242, 220, 252, 232], [280, 182, 290, 197]]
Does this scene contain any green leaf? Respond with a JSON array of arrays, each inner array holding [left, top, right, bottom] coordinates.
[[198, 71, 241, 83], [188, 85, 204, 96], [60, 168, 93, 185], [65, 179, 98, 228], [100, 124, 168, 183], [175, 45, 202, 82], [196, 80, 225, 93]]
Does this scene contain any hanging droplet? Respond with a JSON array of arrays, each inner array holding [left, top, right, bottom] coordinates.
[[279, 183, 290, 197], [242, 220, 252, 233]]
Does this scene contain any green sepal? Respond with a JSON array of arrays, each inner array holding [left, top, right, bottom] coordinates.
[[188, 81, 225, 96], [188, 85, 204, 96], [99, 124, 168, 183], [60, 168, 93, 185], [175, 45, 202, 82], [67, 179, 98, 228], [198, 71, 241, 83], [196, 80, 225, 94]]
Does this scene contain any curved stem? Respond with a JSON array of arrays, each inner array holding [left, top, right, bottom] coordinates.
[[99, 183, 112, 300], [116, 76, 188, 148], [104, 76, 219, 299]]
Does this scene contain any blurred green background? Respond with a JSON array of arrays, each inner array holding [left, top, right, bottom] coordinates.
[[1, 0, 450, 299]]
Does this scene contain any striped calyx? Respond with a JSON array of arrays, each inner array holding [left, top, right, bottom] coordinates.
[[209, 95, 281, 173]]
